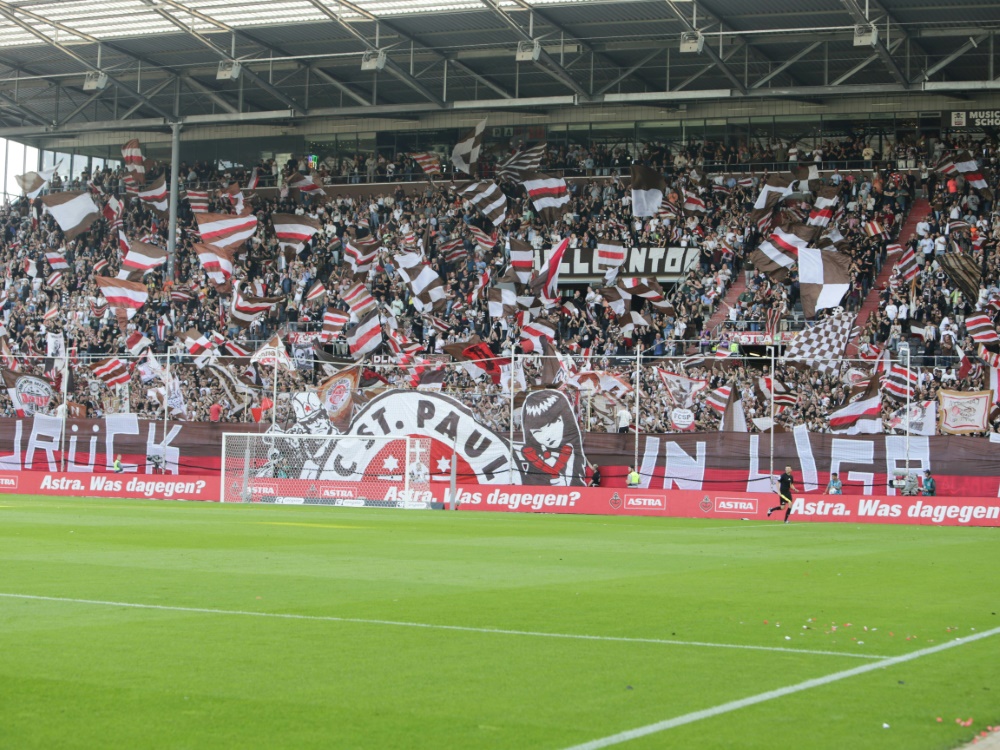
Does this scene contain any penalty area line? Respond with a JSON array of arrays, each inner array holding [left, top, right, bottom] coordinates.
[[558, 625, 1000, 750], [0, 592, 884, 660]]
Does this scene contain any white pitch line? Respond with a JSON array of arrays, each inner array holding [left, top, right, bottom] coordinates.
[[560, 625, 1000, 750], [0, 592, 883, 660]]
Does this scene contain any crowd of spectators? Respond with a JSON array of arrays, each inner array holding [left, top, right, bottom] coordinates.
[[1, 132, 996, 435]]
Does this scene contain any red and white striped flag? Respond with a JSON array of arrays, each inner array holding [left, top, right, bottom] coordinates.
[[305, 280, 326, 302], [342, 281, 378, 318], [121, 139, 145, 184], [229, 281, 284, 328], [829, 374, 883, 434], [965, 314, 999, 344], [322, 308, 349, 340], [344, 238, 378, 277], [47, 271, 63, 287], [439, 237, 466, 264], [186, 189, 210, 213], [272, 213, 321, 255], [120, 241, 167, 276], [93, 259, 109, 276], [521, 172, 570, 224], [90, 357, 131, 387], [347, 310, 383, 359], [195, 243, 234, 286], [863, 220, 887, 238], [807, 187, 840, 228], [95, 277, 148, 320], [529, 238, 569, 305], [751, 224, 816, 278], [126, 331, 152, 356], [194, 212, 258, 249], [137, 174, 168, 213], [682, 191, 707, 214], [45, 250, 69, 270], [509, 238, 535, 283], [286, 172, 322, 194], [410, 152, 442, 176], [596, 238, 626, 270]]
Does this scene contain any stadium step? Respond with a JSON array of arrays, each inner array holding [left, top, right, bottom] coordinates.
[[849, 198, 931, 349], [688, 275, 748, 353]]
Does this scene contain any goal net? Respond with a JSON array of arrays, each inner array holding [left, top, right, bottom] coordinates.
[[220, 432, 434, 508]]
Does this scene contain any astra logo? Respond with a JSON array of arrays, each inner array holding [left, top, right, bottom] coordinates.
[[715, 498, 758, 514]]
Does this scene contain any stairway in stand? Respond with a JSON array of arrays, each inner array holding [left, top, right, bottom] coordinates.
[[848, 198, 932, 350], [687, 275, 747, 353]]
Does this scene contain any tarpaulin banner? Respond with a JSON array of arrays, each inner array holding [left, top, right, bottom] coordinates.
[[454, 486, 1000, 527], [0, 390, 999, 499], [0, 470, 219, 501]]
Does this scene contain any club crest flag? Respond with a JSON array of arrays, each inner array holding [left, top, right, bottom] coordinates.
[[938, 389, 992, 434]]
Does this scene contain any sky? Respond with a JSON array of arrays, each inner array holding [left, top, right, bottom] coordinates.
[[1, 137, 40, 202]]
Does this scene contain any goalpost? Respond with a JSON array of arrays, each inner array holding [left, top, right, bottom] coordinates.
[[220, 433, 433, 508]]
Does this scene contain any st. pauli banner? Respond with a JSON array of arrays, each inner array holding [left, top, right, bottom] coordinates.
[[0, 391, 1000, 498], [454, 486, 1000, 527]]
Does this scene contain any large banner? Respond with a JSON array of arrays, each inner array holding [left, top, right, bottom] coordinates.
[[538, 244, 699, 282], [1, 391, 1000, 498], [454, 486, 1000, 527], [0, 470, 219, 501]]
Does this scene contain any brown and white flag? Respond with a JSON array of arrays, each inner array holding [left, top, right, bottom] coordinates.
[[90, 357, 131, 387], [798, 248, 851, 318], [137, 174, 169, 214], [520, 172, 571, 224], [462, 181, 507, 227], [230, 281, 284, 328], [344, 238, 379, 277], [753, 174, 794, 210], [194, 212, 258, 249], [496, 143, 546, 182], [95, 277, 148, 321], [15, 164, 59, 199], [272, 213, 321, 257], [630, 164, 667, 217], [450, 117, 487, 175], [782, 312, 853, 376], [121, 139, 146, 184], [40, 192, 101, 240], [396, 252, 448, 313]]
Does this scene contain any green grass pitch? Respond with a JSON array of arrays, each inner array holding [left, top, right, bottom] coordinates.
[[0, 496, 998, 749]]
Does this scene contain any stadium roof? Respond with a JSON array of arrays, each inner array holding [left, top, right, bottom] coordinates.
[[0, 0, 998, 137]]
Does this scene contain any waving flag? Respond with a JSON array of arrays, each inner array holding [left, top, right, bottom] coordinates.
[[322, 308, 350, 340], [194, 212, 258, 249], [195, 243, 234, 286], [530, 238, 569, 302], [344, 238, 378, 277], [90, 357, 131, 387], [520, 172, 570, 224], [137, 174, 168, 213], [883, 364, 918, 401], [894, 247, 919, 283], [286, 172, 322, 194], [596, 238, 626, 271], [509, 238, 535, 283], [782, 312, 853, 376], [462, 181, 507, 227], [410, 152, 442, 177], [230, 281, 284, 328], [120, 241, 167, 276], [630, 165, 667, 217], [347, 310, 383, 359], [807, 187, 840, 227], [121, 139, 146, 184], [44, 250, 69, 270], [751, 224, 818, 279], [965, 314, 999, 344], [497, 143, 546, 182], [798, 248, 851, 318], [40, 192, 100, 240], [339, 281, 376, 319], [451, 117, 487, 175], [95, 277, 148, 320], [396, 252, 448, 314], [829, 373, 883, 434], [305, 280, 326, 302], [15, 164, 59, 199], [272, 213, 321, 256], [186, 189, 209, 213]]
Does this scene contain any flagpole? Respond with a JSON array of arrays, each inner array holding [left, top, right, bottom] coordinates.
[[768, 345, 775, 481], [904, 346, 911, 479], [272, 354, 279, 430], [633, 345, 641, 474], [508, 352, 515, 483], [59, 357, 68, 472], [162, 348, 170, 473]]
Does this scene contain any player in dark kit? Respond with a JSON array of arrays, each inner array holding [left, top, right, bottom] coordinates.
[[767, 465, 797, 523]]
